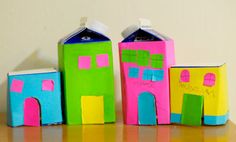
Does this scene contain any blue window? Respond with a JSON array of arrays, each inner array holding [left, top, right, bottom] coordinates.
[[142, 69, 153, 80], [142, 69, 164, 81], [128, 67, 139, 78], [152, 70, 164, 81]]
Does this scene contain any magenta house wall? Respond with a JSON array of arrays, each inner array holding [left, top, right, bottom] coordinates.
[[119, 40, 175, 125]]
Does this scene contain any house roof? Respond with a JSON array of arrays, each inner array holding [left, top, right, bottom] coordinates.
[[59, 19, 110, 44], [8, 68, 58, 76], [171, 63, 225, 68], [121, 19, 170, 42]]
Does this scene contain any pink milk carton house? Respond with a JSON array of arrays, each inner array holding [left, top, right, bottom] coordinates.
[[119, 19, 175, 125]]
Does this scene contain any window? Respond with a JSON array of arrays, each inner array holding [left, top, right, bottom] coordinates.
[[96, 54, 109, 67], [121, 49, 137, 63], [10, 79, 24, 93], [152, 70, 164, 81], [128, 67, 139, 78], [137, 50, 150, 66], [203, 73, 216, 87], [151, 54, 164, 68], [42, 80, 54, 91], [78, 56, 91, 69], [180, 70, 190, 82], [142, 69, 164, 81], [142, 69, 153, 80]]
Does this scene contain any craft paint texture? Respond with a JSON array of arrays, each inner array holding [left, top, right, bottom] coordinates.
[[7, 69, 63, 127], [119, 24, 175, 125], [170, 64, 229, 125], [58, 24, 115, 124]]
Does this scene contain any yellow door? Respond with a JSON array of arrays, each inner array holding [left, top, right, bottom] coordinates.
[[81, 96, 104, 124]]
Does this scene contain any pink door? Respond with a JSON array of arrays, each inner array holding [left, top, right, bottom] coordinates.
[[24, 98, 40, 126]]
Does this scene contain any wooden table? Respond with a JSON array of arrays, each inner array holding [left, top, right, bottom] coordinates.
[[1, 113, 236, 142]]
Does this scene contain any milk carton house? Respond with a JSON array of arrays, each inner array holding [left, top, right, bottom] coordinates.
[[7, 68, 63, 127], [170, 64, 229, 126], [58, 19, 116, 124], [119, 19, 175, 125]]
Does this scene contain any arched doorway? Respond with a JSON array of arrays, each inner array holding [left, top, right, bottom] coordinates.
[[138, 92, 157, 125], [24, 98, 41, 126]]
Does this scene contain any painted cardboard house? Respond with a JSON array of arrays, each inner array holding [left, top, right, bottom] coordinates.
[[119, 19, 175, 125], [58, 19, 116, 124], [170, 64, 228, 126], [7, 68, 63, 127]]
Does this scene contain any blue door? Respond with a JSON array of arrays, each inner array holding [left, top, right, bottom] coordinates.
[[138, 92, 157, 125]]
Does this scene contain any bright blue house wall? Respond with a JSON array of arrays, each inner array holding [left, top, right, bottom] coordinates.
[[7, 72, 63, 127]]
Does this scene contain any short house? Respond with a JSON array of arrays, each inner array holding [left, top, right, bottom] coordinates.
[[7, 68, 63, 127], [119, 19, 175, 125], [58, 19, 116, 124], [170, 64, 228, 126]]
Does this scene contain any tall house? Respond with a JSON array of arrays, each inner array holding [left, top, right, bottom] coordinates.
[[119, 20, 175, 125], [58, 20, 116, 124]]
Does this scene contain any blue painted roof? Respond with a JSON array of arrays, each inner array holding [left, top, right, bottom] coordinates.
[[60, 28, 110, 44]]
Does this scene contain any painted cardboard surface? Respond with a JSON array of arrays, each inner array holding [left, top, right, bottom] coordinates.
[[138, 92, 157, 125], [78, 56, 91, 69], [119, 40, 175, 125], [170, 64, 229, 125], [24, 98, 40, 126], [58, 41, 116, 125], [10, 79, 24, 93], [96, 54, 109, 67], [81, 96, 104, 124], [42, 80, 54, 91], [181, 94, 203, 126], [7, 72, 63, 127]]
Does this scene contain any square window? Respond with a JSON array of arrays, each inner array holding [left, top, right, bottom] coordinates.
[[142, 69, 152, 80], [78, 56, 91, 69], [137, 50, 150, 66], [42, 80, 54, 91], [122, 49, 137, 63], [151, 54, 164, 68], [152, 61, 163, 68], [128, 67, 139, 78], [152, 70, 164, 81], [10, 79, 24, 93], [152, 54, 163, 60], [96, 54, 109, 67]]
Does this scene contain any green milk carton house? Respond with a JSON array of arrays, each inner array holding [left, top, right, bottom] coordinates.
[[58, 18, 116, 124]]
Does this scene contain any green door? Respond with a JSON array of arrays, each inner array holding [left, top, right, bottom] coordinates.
[[181, 94, 204, 126]]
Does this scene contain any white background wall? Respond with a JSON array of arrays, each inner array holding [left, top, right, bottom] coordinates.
[[0, 0, 235, 123]]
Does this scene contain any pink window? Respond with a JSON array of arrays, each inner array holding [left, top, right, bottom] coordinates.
[[96, 54, 109, 67], [10, 79, 24, 93], [78, 56, 91, 69], [180, 70, 190, 82], [42, 80, 54, 91], [203, 73, 216, 87]]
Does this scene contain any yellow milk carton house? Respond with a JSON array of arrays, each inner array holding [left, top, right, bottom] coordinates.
[[170, 63, 228, 126]]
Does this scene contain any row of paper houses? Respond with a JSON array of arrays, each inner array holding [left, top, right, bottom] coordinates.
[[7, 19, 229, 127]]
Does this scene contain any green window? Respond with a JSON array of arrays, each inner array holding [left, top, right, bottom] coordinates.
[[137, 50, 150, 66], [151, 54, 164, 68], [121, 49, 137, 63]]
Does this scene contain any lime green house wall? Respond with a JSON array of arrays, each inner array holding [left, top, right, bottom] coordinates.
[[58, 41, 116, 125]]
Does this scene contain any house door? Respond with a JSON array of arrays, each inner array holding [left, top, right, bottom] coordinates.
[[24, 98, 40, 126], [81, 96, 104, 124], [138, 92, 157, 125], [181, 94, 204, 126]]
